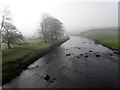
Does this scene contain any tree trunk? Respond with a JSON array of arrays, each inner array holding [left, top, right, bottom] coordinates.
[[7, 41, 11, 49], [0, 16, 4, 52], [41, 23, 47, 43], [55, 33, 58, 40], [43, 31, 47, 43]]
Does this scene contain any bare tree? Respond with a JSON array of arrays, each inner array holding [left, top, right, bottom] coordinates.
[[1, 7, 24, 49], [0, 7, 11, 50], [2, 22, 24, 49], [0, 7, 11, 30]]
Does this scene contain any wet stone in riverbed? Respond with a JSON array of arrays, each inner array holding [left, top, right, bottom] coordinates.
[[50, 81, 53, 83], [66, 53, 71, 56], [43, 75, 50, 81], [50, 78, 56, 83], [84, 55, 88, 57], [76, 56, 80, 58], [89, 50, 92, 52], [53, 78, 56, 80], [109, 54, 113, 56], [43, 75, 56, 83], [96, 54, 100, 57], [113, 51, 120, 54], [80, 54, 83, 56]]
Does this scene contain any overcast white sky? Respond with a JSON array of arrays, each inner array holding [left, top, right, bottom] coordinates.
[[0, 0, 119, 37]]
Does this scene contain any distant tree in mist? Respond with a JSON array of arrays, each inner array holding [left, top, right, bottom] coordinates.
[[0, 7, 24, 49], [39, 14, 64, 43]]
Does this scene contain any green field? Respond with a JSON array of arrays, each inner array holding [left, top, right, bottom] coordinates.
[[2, 40, 51, 64], [2, 36, 69, 85], [80, 28, 119, 50]]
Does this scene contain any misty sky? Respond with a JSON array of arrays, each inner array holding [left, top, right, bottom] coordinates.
[[0, 0, 118, 37]]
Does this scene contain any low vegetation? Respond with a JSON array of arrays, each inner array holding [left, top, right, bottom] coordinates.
[[80, 28, 119, 51]]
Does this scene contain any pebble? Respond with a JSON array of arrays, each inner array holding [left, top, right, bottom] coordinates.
[[53, 78, 56, 80], [76, 56, 80, 58], [84, 55, 88, 57], [109, 54, 113, 56], [89, 50, 92, 52], [96, 54, 100, 57], [80, 54, 83, 56], [50, 81, 53, 83]]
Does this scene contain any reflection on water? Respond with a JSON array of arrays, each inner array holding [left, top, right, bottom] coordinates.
[[3, 36, 118, 88]]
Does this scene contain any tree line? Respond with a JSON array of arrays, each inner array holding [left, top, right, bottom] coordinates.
[[0, 8, 65, 49]]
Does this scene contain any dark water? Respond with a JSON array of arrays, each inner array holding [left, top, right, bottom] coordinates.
[[3, 36, 119, 88]]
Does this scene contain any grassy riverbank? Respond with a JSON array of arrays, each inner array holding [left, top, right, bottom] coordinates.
[[79, 28, 119, 51], [2, 36, 70, 85]]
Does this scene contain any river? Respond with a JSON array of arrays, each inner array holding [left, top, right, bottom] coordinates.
[[3, 36, 119, 88]]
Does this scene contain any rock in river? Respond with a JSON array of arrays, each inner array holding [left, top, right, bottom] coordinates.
[[96, 54, 100, 57], [89, 50, 92, 52], [76, 56, 80, 58], [43, 75, 50, 81], [109, 54, 113, 56], [84, 55, 88, 57], [66, 53, 71, 56]]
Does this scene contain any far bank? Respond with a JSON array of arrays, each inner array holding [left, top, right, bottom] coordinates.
[[78, 28, 119, 53]]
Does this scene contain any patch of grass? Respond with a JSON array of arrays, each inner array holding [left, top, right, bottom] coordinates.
[[2, 40, 52, 64], [80, 28, 119, 50], [2, 36, 70, 85]]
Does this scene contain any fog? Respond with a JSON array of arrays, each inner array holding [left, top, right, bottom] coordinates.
[[0, 0, 118, 37]]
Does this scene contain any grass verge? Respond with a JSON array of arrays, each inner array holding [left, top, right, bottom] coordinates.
[[79, 28, 119, 51], [2, 36, 70, 85]]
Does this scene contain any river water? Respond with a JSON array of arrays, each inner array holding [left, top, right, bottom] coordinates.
[[3, 36, 119, 88]]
